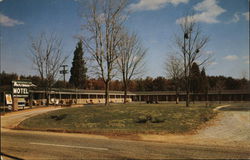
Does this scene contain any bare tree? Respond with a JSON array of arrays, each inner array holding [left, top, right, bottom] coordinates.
[[175, 15, 209, 107], [117, 31, 146, 103], [30, 33, 67, 105], [81, 0, 128, 105], [215, 79, 225, 104], [165, 55, 183, 104]]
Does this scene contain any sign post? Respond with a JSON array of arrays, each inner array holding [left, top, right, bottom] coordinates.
[[5, 93, 12, 111], [12, 80, 35, 111], [5, 94, 12, 105]]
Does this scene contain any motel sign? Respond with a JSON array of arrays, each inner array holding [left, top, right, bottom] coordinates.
[[12, 80, 34, 98]]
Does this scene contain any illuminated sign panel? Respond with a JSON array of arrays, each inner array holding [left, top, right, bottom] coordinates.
[[12, 81, 34, 98]]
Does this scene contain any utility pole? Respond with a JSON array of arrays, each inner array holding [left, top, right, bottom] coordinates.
[[0, 27, 2, 73], [60, 65, 68, 84]]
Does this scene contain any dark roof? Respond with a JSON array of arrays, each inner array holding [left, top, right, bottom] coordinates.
[[30, 88, 250, 95]]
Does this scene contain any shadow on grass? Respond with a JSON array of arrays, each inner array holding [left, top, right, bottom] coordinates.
[[219, 107, 250, 111]]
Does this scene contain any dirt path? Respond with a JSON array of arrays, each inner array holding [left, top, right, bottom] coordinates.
[[194, 111, 250, 141], [1, 107, 62, 128], [140, 105, 250, 148]]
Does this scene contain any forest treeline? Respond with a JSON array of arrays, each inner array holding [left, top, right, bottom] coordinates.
[[0, 71, 249, 92]]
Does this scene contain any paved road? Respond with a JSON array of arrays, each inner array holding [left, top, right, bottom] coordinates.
[[2, 128, 250, 159], [1, 106, 250, 159]]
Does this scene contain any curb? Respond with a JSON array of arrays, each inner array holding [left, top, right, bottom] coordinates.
[[213, 105, 231, 111]]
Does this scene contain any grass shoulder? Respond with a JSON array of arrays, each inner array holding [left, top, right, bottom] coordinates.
[[18, 103, 218, 135], [219, 102, 250, 111]]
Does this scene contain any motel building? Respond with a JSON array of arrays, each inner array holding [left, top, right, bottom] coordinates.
[[0, 80, 250, 111]]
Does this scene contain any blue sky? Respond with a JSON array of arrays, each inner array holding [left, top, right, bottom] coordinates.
[[0, 0, 249, 80]]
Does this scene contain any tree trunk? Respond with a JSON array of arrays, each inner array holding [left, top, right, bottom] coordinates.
[[186, 77, 190, 107], [206, 91, 208, 107], [105, 81, 110, 106], [124, 89, 127, 104], [174, 81, 179, 104], [193, 92, 195, 104], [186, 78, 190, 107], [46, 86, 51, 106], [45, 86, 49, 106], [186, 90, 190, 107], [123, 82, 127, 104], [219, 91, 221, 104], [175, 89, 179, 104]]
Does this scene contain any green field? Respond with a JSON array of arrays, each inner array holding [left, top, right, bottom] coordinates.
[[18, 103, 218, 134]]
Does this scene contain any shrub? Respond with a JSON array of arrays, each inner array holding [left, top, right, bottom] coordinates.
[[199, 111, 214, 122], [50, 114, 67, 121], [151, 117, 165, 123], [135, 115, 148, 123], [135, 114, 165, 123]]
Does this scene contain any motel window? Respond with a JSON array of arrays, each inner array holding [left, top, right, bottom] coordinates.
[[81, 94, 88, 98], [98, 95, 104, 98], [61, 94, 70, 99]]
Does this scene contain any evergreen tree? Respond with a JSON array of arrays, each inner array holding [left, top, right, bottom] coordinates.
[[190, 62, 201, 93], [200, 68, 208, 92], [69, 40, 87, 89], [200, 68, 209, 105]]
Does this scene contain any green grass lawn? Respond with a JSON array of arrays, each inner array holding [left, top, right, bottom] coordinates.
[[18, 103, 218, 134]]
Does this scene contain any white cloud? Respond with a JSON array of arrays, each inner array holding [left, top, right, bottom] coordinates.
[[0, 0, 3, 2], [227, 12, 240, 23], [226, 12, 249, 24], [208, 61, 217, 66], [223, 55, 238, 61], [0, 13, 24, 27], [243, 55, 249, 59], [128, 0, 189, 12], [176, 0, 226, 24], [242, 12, 249, 21], [243, 55, 249, 64], [204, 50, 214, 55]]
